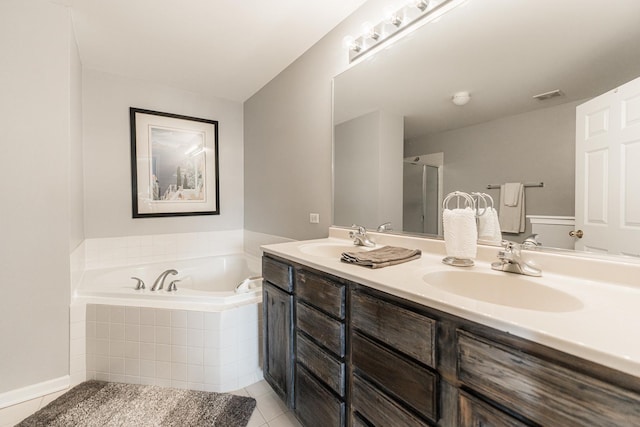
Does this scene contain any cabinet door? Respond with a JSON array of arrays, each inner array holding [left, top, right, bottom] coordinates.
[[295, 365, 345, 427], [459, 391, 526, 427], [263, 282, 294, 407]]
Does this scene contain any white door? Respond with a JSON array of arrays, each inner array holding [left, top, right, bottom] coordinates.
[[575, 75, 640, 256]]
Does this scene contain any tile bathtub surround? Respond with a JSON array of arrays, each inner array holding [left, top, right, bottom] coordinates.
[[83, 229, 245, 270], [86, 304, 263, 392]]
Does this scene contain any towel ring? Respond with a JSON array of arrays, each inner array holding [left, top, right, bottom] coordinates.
[[443, 191, 475, 211], [482, 192, 495, 210], [471, 192, 488, 216]]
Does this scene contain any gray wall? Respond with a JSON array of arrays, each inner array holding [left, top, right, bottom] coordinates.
[[0, 0, 79, 393], [83, 70, 244, 238], [334, 111, 403, 230], [244, 0, 388, 240], [405, 100, 580, 238]]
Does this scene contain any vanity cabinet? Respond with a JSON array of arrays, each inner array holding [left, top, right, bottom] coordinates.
[[262, 253, 640, 427], [294, 269, 347, 427], [350, 289, 438, 426], [262, 257, 294, 407], [457, 329, 640, 426]]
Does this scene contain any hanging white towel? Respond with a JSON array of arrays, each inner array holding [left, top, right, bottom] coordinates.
[[478, 207, 502, 245], [443, 207, 478, 259], [503, 182, 522, 207], [499, 183, 525, 233]]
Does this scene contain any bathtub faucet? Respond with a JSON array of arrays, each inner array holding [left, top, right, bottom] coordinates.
[[151, 269, 178, 291]]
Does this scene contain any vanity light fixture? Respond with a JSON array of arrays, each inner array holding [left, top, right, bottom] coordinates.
[[452, 91, 471, 106], [346, 0, 466, 63]]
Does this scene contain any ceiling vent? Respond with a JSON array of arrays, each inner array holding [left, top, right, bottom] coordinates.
[[533, 89, 564, 101]]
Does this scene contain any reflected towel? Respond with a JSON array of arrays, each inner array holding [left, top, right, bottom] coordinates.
[[478, 207, 502, 245], [443, 208, 477, 259], [341, 246, 421, 269], [499, 183, 525, 233]]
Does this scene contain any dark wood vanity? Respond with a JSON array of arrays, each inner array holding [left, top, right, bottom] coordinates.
[[262, 253, 640, 426]]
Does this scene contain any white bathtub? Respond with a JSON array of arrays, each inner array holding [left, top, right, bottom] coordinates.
[[76, 254, 262, 309], [74, 253, 264, 392]]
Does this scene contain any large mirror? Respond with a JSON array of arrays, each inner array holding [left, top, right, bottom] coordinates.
[[333, 0, 640, 256]]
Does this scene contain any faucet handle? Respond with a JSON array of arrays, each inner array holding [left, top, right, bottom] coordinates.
[[351, 224, 366, 234], [167, 280, 180, 292], [131, 277, 145, 290]]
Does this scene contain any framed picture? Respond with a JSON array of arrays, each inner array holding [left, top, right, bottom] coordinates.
[[130, 108, 219, 217]]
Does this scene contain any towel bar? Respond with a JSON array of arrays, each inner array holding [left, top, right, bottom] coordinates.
[[486, 182, 544, 190]]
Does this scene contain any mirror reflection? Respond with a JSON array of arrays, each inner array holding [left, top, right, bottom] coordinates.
[[333, 0, 640, 255]]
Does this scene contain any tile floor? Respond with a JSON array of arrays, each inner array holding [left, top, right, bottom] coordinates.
[[233, 380, 301, 427]]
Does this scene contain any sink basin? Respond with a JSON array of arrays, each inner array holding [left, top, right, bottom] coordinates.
[[423, 270, 583, 312], [298, 242, 373, 258]]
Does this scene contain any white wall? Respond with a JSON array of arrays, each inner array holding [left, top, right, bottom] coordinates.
[[244, 0, 389, 240], [82, 70, 244, 238], [0, 0, 76, 394]]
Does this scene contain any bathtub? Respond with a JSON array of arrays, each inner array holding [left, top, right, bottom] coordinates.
[[73, 253, 264, 392], [76, 254, 262, 309]]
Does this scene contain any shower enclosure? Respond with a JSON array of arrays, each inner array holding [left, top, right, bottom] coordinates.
[[403, 154, 443, 235]]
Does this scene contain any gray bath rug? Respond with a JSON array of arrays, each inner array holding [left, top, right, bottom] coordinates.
[[16, 380, 257, 426]]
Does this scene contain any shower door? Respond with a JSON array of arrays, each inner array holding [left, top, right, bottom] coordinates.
[[403, 163, 440, 235]]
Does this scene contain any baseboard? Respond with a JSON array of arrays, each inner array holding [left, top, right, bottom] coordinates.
[[0, 376, 70, 409]]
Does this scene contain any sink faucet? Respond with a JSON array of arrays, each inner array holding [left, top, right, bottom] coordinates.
[[491, 241, 542, 277], [349, 224, 375, 247], [377, 222, 392, 232], [151, 269, 178, 291]]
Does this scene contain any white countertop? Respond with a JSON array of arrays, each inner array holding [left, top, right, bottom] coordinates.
[[262, 228, 640, 378]]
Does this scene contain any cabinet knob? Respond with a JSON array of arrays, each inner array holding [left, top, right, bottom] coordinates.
[[569, 229, 584, 239]]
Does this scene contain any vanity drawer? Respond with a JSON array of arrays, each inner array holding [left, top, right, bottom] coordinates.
[[296, 269, 346, 319], [352, 331, 438, 422], [296, 301, 345, 357], [351, 374, 430, 427], [458, 330, 640, 426], [295, 365, 345, 427], [351, 291, 436, 367], [262, 257, 293, 292], [459, 391, 526, 427], [296, 332, 345, 397]]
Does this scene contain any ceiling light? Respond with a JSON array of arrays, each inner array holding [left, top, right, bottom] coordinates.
[[452, 91, 471, 106]]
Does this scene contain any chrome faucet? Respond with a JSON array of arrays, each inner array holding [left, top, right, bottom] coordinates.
[[349, 224, 375, 247], [151, 269, 178, 291], [491, 241, 542, 277], [377, 222, 393, 232]]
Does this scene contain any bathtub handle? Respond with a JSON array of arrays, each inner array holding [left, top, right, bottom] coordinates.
[[167, 280, 180, 292], [131, 277, 145, 290]]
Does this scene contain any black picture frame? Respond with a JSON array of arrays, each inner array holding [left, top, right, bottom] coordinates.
[[130, 107, 220, 218]]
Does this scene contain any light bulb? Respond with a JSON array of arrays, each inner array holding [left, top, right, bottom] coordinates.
[[412, 0, 430, 11], [384, 7, 403, 27], [361, 22, 380, 40], [342, 35, 361, 52]]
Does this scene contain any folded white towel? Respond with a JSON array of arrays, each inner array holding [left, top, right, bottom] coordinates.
[[478, 207, 502, 245], [503, 182, 522, 207], [443, 208, 478, 259], [500, 183, 526, 233]]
